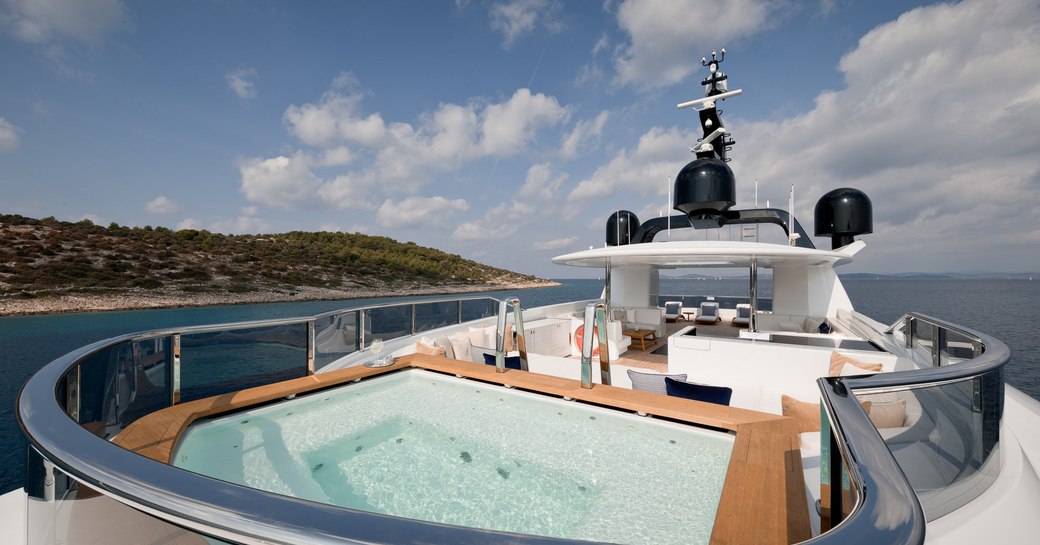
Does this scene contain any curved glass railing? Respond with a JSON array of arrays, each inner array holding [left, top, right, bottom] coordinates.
[[808, 312, 1010, 544], [17, 302, 1008, 545]]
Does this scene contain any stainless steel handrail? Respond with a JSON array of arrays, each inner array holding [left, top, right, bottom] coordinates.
[[315, 295, 501, 352], [312, 294, 501, 321], [856, 313, 1006, 390], [803, 312, 1010, 544], [579, 302, 610, 388], [19, 294, 613, 545], [16, 305, 1010, 545]]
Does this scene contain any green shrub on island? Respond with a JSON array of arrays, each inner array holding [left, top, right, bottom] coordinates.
[[0, 214, 542, 298]]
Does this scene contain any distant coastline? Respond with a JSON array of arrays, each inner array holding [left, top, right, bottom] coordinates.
[[0, 279, 559, 317]]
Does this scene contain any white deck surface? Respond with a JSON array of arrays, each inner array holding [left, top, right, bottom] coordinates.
[[0, 489, 26, 545]]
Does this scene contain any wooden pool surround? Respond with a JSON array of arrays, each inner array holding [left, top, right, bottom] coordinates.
[[113, 354, 811, 545]]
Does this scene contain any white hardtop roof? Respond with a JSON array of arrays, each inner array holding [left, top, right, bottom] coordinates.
[[552, 240, 863, 269]]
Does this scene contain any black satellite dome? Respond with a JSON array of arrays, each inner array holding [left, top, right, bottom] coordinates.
[[673, 157, 736, 228], [606, 210, 640, 246], [814, 188, 873, 250]]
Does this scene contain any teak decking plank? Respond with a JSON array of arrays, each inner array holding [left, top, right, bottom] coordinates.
[[113, 353, 810, 545]]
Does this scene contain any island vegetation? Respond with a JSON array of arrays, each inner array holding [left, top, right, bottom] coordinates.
[[0, 214, 554, 315]]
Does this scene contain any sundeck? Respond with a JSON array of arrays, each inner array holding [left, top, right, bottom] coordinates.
[[12, 50, 1040, 544]]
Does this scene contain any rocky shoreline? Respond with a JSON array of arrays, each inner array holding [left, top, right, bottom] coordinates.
[[0, 279, 560, 317]]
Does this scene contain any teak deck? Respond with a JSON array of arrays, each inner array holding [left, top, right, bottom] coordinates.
[[114, 354, 811, 545]]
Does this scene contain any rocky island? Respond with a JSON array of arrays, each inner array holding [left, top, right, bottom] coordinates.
[[0, 215, 557, 316]]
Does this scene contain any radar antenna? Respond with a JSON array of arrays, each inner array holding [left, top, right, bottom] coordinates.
[[677, 48, 741, 162]]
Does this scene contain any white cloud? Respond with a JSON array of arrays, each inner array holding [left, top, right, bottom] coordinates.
[[488, 0, 563, 49], [320, 146, 355, 166], [1, 0, 126, 75], [247, 77, 570, 209], [533, 236, 577, 250], [727, 0, 1040, 271], [569, 126, 694, 201], [452, 201, 534, 240], [238, 153, 322, 208], [284, 85, 386, 148], [177, 218, 202, 230], [0, 0, 126, 44], [479, 89, 571, 155], [0, 117, 21, 152], [376, 196, 469, 228], [210, 207, 269, 234], [145, 195, 179, 214], [613, 0, 773, 89], [226, 67, 258, 99], [517, 162, 567, 201], [560, 110, 609, 158]]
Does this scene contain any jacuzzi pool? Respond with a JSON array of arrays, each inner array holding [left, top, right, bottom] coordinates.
[[174, 369, 734, 545]]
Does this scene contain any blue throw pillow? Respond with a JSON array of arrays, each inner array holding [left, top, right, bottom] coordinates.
[[483, 352, 522, 370], [664, 377, 733, 406]]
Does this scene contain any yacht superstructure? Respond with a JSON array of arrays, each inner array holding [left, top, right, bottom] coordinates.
[[10, 51, 1040, 545]]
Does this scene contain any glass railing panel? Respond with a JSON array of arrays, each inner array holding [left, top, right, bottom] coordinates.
[[941, 328, 978, 365], [313, 311, 360, 371], [179, 323, 308, 403], [65, 337, 173, 439], [363, 306, 412, 346], [414, 301, 459, 334], [906, 318, 935, 363], [460, 298, 498, 322], [854, 366, 1004, 520]]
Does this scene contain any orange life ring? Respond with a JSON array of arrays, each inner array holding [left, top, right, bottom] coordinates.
[[575, 324, 599, 356]]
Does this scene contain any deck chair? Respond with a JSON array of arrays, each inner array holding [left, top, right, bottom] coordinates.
[[695, 301, 721, 324], [731, 303, 751, 327], [664, 301, 683, 323]]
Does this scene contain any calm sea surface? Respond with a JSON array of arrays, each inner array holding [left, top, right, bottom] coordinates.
[[1, 278, 1037, 493]]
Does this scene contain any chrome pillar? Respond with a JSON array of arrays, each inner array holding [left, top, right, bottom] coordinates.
[[932, 324, 943, 367], [604, 258, 612, 313], [359, 310, 367, 350], [596, 304, 611, 386], [306, 320, 315, 375], [496, 299, 530, 372], [510, 298, 528, 371], [410, 304, 417, 335], [171, 334, 181, 405], [580, 302, 610, 388], [748, 258, 758, 332]]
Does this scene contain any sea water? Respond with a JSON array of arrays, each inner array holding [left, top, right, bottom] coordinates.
[[174, 369, 733, 545], [3, 278, 1039, 493]]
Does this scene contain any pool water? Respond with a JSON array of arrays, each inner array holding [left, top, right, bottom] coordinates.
[[174, 369, 734, 545]]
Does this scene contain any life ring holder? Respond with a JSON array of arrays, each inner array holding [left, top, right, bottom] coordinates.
[[574, 324, 599, 356]]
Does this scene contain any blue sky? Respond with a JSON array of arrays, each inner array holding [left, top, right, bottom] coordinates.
[[1, 0, 1038, 278]]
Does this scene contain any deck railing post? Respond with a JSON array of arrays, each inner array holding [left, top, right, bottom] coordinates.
[[171, 334, 181, 405], [510, 298, 529, 372], [359, 310, 367, 351], [932, 324, 942, 367], [595, 303, 611, 386], [495, 300, 509, 373], [306, 320, 315, 375]]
